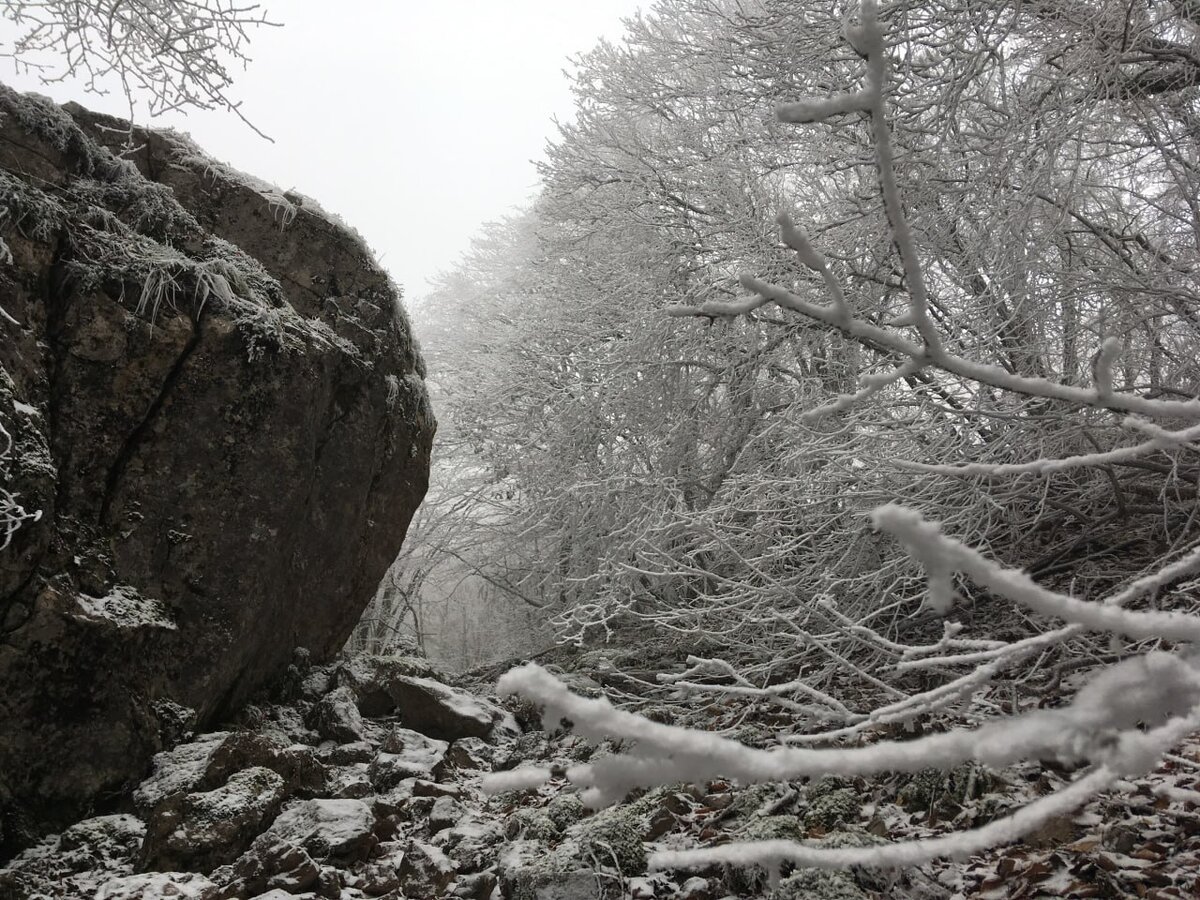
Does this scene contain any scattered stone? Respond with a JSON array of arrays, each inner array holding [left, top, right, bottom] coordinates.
[[451, 870, 498, 899], [328, 769, 375, 800], [95, 871, 220, 899], [306, 687, 366, 745], [413, 779, 463, 799], [134, 731, 325, 824], [213, 833, 321, 898], [399, 839, 458, 897], [438, 737, 494, 775], [260, 799, 378, 864], [334, 655, 440, 717], [387, 677, 507, 741], [353, 859, 403, 895], [370, 753, 438, 793], [0, 814, 146, 898], [430, 796, 465, 833], [320, 741, 375, 766], [133, 733, 231, 816], [142, 766, 287, 872], [433, 815, 505, 873], [676, 875, 714, 900], [369, 729, 449, 790]]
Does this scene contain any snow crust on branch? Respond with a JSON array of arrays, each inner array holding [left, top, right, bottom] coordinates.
[[873, 504, 1200, 641], [898, 417, 1200, 476], [485, 650, 1200, 805]]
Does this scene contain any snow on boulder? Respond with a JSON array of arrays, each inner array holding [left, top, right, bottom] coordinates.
[[209, 832, 321, 897], [132, 733, 231, 815], [368, 726, 450, 791], [306, 686, 366, 744], [94, 871, 220, 900], [333, 653, 439, 717], [388, 676, 508, 741], [259, 798, 378, 864], [141, 767, 287, 873], [0, 814, 146, 898]]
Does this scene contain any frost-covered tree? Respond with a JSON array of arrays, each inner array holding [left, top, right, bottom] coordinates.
[[0, 0, 275, 131], [479, 0, 1200, 871]]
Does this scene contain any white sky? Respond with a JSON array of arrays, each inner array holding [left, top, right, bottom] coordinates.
[[0, 1, 644, 303]]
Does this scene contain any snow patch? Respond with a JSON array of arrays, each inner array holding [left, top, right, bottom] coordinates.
[[74, 584, 176, 630]]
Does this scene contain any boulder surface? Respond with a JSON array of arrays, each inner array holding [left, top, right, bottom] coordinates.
[[0, 86, 434, 855]]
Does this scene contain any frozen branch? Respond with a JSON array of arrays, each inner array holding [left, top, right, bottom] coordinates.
[[872, 504, 1200, 642], [485, 652, 1200, 808]]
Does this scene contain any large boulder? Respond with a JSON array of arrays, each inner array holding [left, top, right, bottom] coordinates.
[[0, 86, 434, 856]]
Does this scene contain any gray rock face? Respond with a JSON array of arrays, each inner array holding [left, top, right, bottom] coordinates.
[[0, 87, 434, 854]]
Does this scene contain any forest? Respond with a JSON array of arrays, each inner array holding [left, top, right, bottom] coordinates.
[[370, 0, 1200, 721], [351, 0, 1200, 882]]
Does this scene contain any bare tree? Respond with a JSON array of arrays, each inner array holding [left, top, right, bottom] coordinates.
[[0, 0, 277, 134], [484, 0, 1200, 872]]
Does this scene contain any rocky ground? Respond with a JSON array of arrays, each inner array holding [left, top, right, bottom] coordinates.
[[1, 650, 1198, 900]]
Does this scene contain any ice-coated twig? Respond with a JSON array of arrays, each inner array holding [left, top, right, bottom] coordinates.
[[777, 212, 850, 322], [484, 653, 1200, 808], [802, 359, 922, 422], [898, 417, 1200, 477], [776, 91, 871, 123], [651, 709, 1200, 872], [873, 504, 1200, 641], [672, 274, 1200, 420]]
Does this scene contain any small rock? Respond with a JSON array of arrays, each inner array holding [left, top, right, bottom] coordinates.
[[380, 727, 450, 767], [413, 779, 464, 799], [388, 676, 504, 741], [307, 686, 366, 744], [436, 737, 493, 776], [432, 815, 505, 873], [334, 654, 440, 716], [677, 875, 713, 900], [320, 741, 375, 766], [371, 753, 439, 792], [213, 833, 321, 897], [400, 839, 458, 897], [452, 870, 498, 898], [370, 729, 449, 790], [354, 859, 403, 895], [430, 796, 465, 833], [259, 798, 378, 864], [1102, 821, 1140, 854]]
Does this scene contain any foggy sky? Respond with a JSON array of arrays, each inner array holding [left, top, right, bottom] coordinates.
[[0, 1, 644, 303]]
